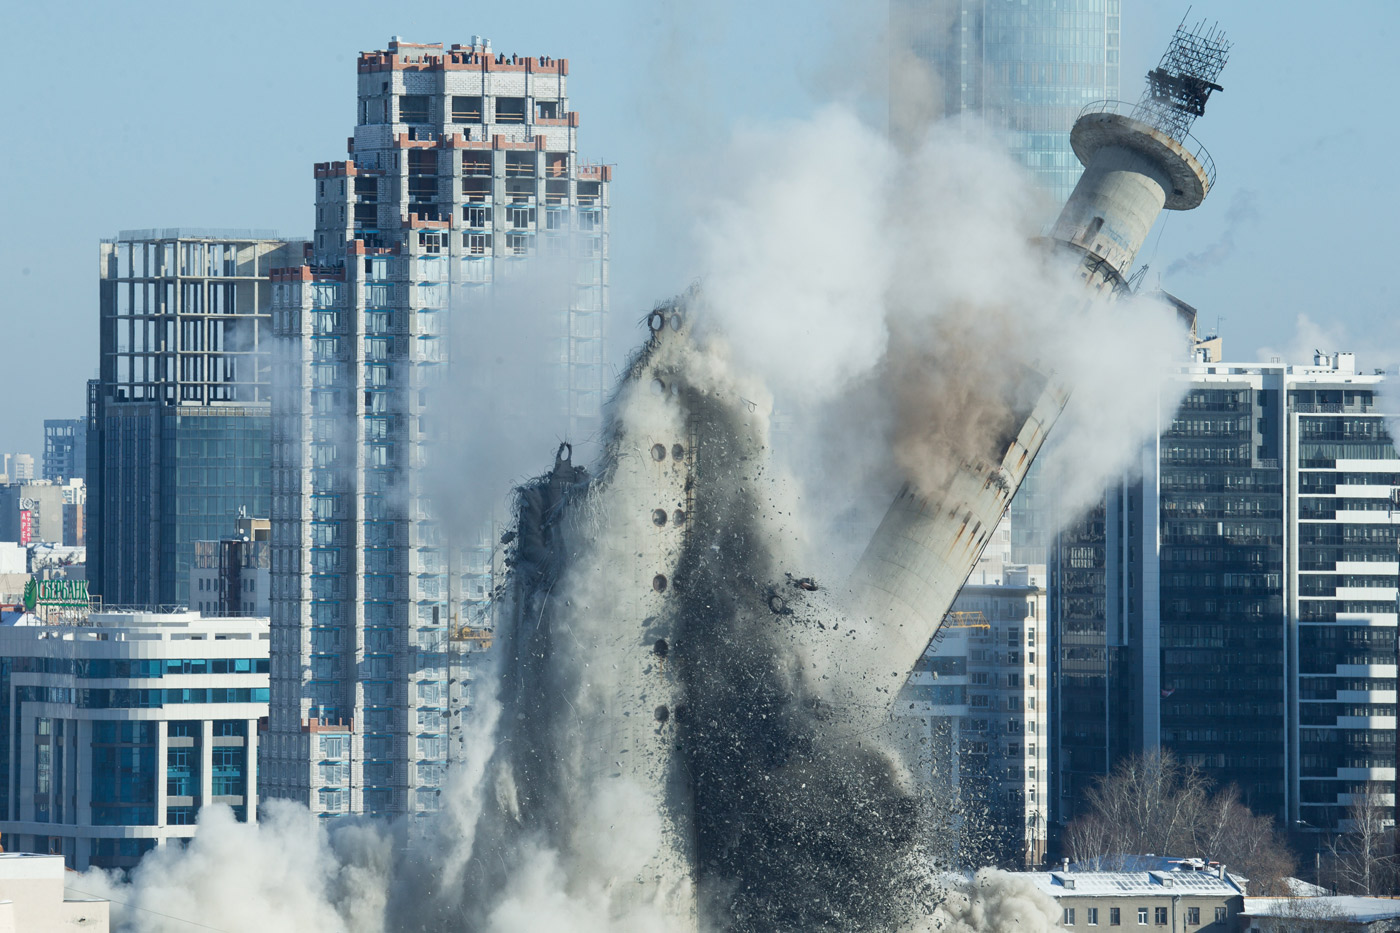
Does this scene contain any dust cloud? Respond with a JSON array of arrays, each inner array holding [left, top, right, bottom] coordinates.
[[71, 63, 1188, 933]]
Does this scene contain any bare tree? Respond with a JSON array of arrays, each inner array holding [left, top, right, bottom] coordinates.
[[1326, 782, 1398, 896], [1065, 750, 1297, 890], [1065, 750, 1209, 865]]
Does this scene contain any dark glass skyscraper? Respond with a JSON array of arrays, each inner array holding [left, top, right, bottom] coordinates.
[[1073, 352, 1397, 833], [1155, 382, 1287, 814]]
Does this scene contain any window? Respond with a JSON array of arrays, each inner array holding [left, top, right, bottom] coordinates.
[[1064, 908, 1076, 926], [1214, 908, 1226, 923], [1110, 907, 1120, 926], [494, 96, 526, 123], [399, 95, 429, 123], [1155, 907, 1168, 925], [1138, 908, 1148, 925], [452, 96, 482, 123], [1087, 907, 1098, 925], [1186, 907, 1199, 925]]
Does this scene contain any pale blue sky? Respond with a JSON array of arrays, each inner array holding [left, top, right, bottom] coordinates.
[[2, 0, 1397, 457]]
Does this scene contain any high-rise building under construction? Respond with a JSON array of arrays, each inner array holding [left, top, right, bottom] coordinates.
[[261, 38, 611, 818]]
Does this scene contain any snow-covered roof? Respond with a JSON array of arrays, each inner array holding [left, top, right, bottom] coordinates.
[[1244, 896, 1400, 923], [1026, 870, 1245, 898]]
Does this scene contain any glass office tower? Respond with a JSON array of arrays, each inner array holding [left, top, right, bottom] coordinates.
[[89, 231, 303, 609], [1115, 352, 1396, 830], [893, 0, 1121, 202]]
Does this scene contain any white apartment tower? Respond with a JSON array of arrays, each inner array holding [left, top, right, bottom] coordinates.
[[264, 38, 610, 817]]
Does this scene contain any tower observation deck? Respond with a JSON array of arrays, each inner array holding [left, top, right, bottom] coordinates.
[[1054, 19, 1230, 292], [845, 21, 1232, 702]]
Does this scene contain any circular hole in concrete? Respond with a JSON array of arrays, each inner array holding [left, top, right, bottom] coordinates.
[[672, 509, 686, 525], [653, 639, 669, 659], [668, 312, 683, 332], [671, 443, 685, 460], [651, 444, 666, 461], [653, 574, 668, 593], [654, 705, 670, 723], [652, 509, 668, 526]]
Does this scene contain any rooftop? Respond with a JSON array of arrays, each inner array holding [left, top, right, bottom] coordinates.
[[106, 228, 291, 243], [1026, 869, 1245, 898], [1245, 896, 1400, 922]]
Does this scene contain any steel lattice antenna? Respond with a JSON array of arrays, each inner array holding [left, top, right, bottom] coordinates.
[[1131, 17, 1231, 142]]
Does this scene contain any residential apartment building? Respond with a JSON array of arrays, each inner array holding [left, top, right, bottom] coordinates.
[[88, 230, 304, 609], [263, 37, 610, 818], [43, 420, 86, 482], [899, 526, 1050, 867], [0, 610, 269, 871], [1050, 350, 1398, 838]]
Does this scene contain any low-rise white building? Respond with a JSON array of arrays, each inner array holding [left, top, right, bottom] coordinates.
[[1027, 866, 1245, 932], [0, 852, 108, 931], [0, 611, 269, 871]]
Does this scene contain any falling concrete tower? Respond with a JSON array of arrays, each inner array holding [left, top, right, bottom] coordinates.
[[459, 23, 1233, 933], [843, 21, 1231, 702]]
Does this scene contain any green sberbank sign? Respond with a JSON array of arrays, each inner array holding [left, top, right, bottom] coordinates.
[[23, 577, 90, 612]]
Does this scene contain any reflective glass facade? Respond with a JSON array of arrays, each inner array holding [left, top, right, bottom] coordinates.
[[895, 0, 1121, 203], [0, 612, 268, 870], [1049, 495, 1129, 824], [1058, 360, 1399, 837], [90, 233, 301, 609], [1157, 385, 1287, 814]]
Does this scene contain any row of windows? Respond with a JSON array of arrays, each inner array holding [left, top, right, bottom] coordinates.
[[10, 657, 267, 677], [1063, 905, 1225, 926], [19, 686, 269, 709]]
